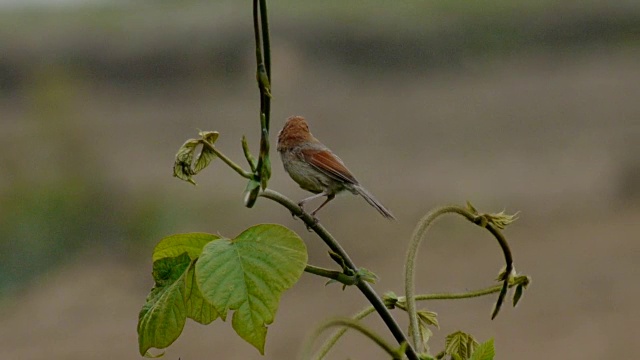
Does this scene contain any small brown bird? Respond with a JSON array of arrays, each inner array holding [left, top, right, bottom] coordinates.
[[277, 115, 395, 219]]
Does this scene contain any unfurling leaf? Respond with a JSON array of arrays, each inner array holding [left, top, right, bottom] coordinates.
[[412, 309, 438, 353], [199, 130, 220, 144], [383, 291, 399, 309], [512, 275, 530, 307], [173, 139, 199, 185], [173, 131, 220, 185], [356, 268, 378, 284], [444, 331, 479, 360], [470, 339, 495, 360], [416, 321, 433, 354], [483, 210, 519, 230], [194, 131, 219, 172], [193, 145, 216, 173], [417, 310, 439, 329], [195, 224, 307, 354]]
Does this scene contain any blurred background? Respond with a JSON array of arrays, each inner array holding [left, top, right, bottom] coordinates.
[[1, 0, 639, 359]]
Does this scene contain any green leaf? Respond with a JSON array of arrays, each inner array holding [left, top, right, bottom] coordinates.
[[495, 266, 509, 281], [152, 233, 221, 262], [356, 267, 378, 284], [513, 284, 524, 307], [411, 310, 437, 354], [185, 262, 218, 324], [193, 131, 219, 173], [416, 321, 433, 354], [417, 309, 439, 329], [513, 275, 530, 307], [172, 131, 220, 185], [193, 145, 217, 173], [470, 339, 495, 360], [138, 253, 191, 357], [199, 130, 220, 144], [383, 291, 399, 309], [483, 210, 519, 229], [173, 139, 199, 185], [195, 224, 308, 354], [445, 331, 479, 359]]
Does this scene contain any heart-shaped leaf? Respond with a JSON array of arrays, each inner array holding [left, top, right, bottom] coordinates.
[[185, 262, 218, 325], [138, 253, 191, 357], [139, 232, 222, 356], [152, 233, 220, 262], [195, 224, 307, 354]]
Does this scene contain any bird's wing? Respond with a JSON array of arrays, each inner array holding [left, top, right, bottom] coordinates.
[[300, 148, 358, 185]]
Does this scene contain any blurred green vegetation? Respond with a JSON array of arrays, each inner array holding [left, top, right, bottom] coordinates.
[[0, 0, 638, 92]]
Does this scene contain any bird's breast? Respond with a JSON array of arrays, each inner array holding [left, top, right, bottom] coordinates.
[[280, 150, 327, 194]]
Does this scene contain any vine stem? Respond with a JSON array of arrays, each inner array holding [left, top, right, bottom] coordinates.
[[404, 206, 464, 351], [302, 318, 405, 360], [314, 277, 528, 360], [260, 189, 420, 360], [404, 205, 514, 352], [259, 0, 271, 131], [201, 141, 253, 179], [314, 307, 376, 360], [304, 264, 360, 286]]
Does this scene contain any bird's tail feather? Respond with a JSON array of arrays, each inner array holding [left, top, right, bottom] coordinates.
[[354, 185, 395, 220]]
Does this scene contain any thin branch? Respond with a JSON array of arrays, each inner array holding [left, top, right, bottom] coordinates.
[[259, 189, 420, 360], [252, 0, 261, 66], [200, 141, 253, 179], [253, 0, 272, 189], [259, 0, 271, 131], [304, 264, 359, 286]]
